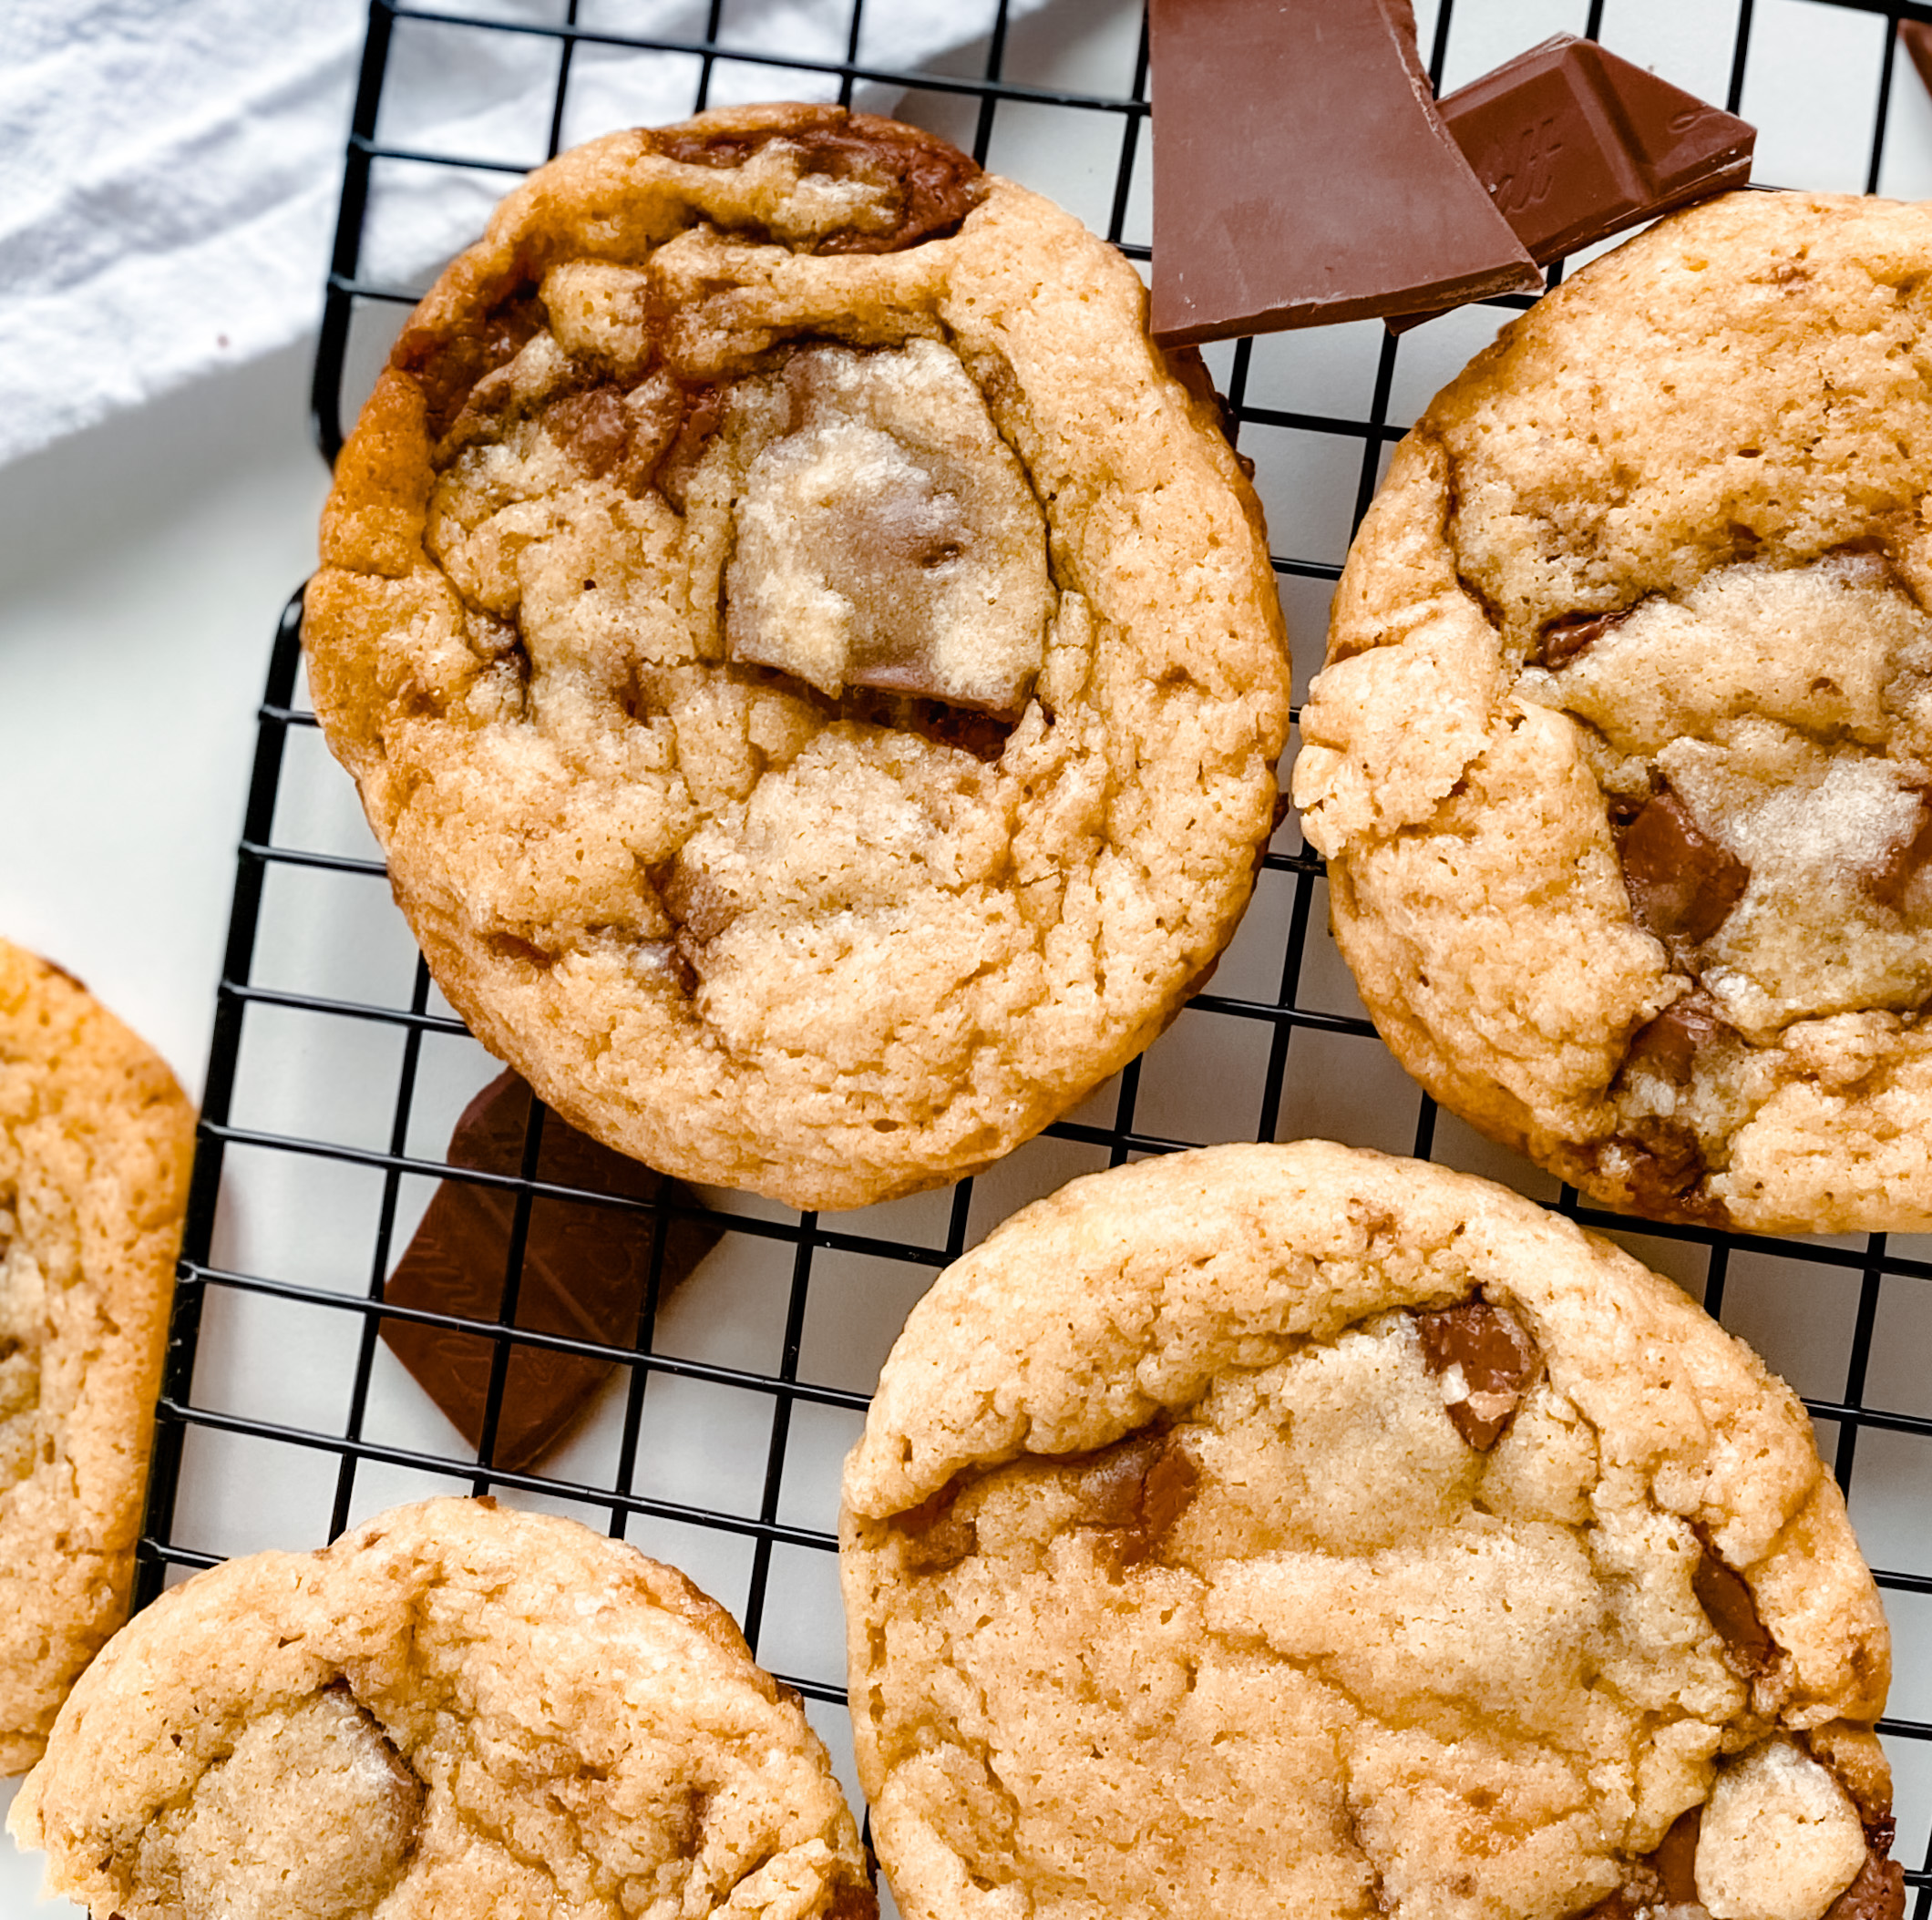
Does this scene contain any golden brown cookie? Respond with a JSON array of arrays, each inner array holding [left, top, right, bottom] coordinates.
[[1295, 190, 1932, 1232], [10, 1496, 876, 1919], [0, 939, 192, 1774], [841, 1142, 1899, 1920], [305, 103, 1290, 1211]]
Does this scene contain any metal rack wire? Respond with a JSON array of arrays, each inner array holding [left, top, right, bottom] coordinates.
[[137, 0, 1932, 1907]]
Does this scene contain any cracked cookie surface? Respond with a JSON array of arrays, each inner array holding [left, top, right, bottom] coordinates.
[[10, 1496, 875, 1920], [0, 939, 192, 1774], [1294, 191, 1932, 1232], [305, 102, 1290, 1211], [840, 1142, 1896, 1920]]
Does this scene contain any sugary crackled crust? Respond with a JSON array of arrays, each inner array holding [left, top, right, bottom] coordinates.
[[1293, 190, 1932, 1234], [11, 1497, 875, 1920], [0, 939, 193, 1775], [304, 104, 1290, 1212], [841, 1142, 1895, 1920]]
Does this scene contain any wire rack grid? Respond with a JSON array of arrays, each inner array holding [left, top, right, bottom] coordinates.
[[132, 0, 1932, 1909]]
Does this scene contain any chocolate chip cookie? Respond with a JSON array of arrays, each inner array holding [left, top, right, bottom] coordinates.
[[0, 939, 193, 1774], [10, 1497, 875, 1919], [305, 103, 1290, 1211], [841, 1141, 1899, 1920], [1295, 190, 1932, 1232]]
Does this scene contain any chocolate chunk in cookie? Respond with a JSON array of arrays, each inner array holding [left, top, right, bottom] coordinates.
[[1536, 605, 1634, 670], [648, 107, 984, 255], [1692, 1528, 1780, 1678], [1825, 1851, 1908, 1920], [1413, 1298, 1539, 1448], [722, 342, 1050, 715], [1066, 1425, 1201, 1570], [1865, 785, 1932, 911], [1616, 788, 1752, 946], [1621, 991, 1733, 1087], [891, 1476, 978, 1575]]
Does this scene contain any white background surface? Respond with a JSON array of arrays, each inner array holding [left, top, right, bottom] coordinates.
[[7, 0, 1932, 1912]]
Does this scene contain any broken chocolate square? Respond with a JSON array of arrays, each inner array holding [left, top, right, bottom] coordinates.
[[1390, 35, 1754, 332], [380, 1071, 719, 1470], [1442, 36, 1755, 264], [1146, 0, 1542, 344], [1901, 21, 1932, 103]]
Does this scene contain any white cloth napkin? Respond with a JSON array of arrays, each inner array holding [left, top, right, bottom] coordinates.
[[0, 0, 1051, 471]]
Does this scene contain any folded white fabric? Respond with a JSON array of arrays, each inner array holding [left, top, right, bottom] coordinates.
[[0, 0, 1051, 472]]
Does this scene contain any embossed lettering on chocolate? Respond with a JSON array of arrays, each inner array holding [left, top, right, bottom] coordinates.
[[1438, 35, 1754, 266], [303, 104, 1291, 1210]]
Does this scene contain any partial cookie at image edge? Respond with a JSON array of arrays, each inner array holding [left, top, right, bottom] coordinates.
[[1296, 190, 1932, 1234], [9, 1496, 877, 1920], [0, 938, 193, 1777]]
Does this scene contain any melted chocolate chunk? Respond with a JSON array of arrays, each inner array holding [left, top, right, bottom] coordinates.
[[714, 662, 1016, 764], [380, 1072, 718, 1470], [545, 385, 632, 479], [889, 1425, 1201, 1579], [670, 1789, 709, 1857], [396, 287, 547, 442], [1616, 788, 1752, 946], [1413, 1299, 1539, 1450], [889, 1476, 981, 1576], [1577, 1806, 1702, 1919], [1649, 1805, 1703, 1905], [1825, 1851, 1906, 1920], [649, 108, 985, 255], [1612, 1116, 1729, 1225], [1865, 786, 1932, 913], [653, 382, 727, 509], [826, 1877, 883, 1920], [844, 688, 1015, 762], [1536, 606, 1632, 670], [1690, 1528, 1779, 1677], [1579, 1893, 1639, 1920], [509, 375, 721, 502], [1622, 991, 1733, 1089], [488, 934, 554, 970], [1071, 1428, 1201, 1568]]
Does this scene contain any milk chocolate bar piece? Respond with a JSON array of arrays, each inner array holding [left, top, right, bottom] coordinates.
[[1441, 36, 1755, 262], [1146, 0, 1541, 345], [381, 1071, 718, 1470], [1388, 36, 1753, 334]]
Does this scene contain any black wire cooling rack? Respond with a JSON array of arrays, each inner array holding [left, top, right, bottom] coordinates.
[[135, 0, 1932, 1905]]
